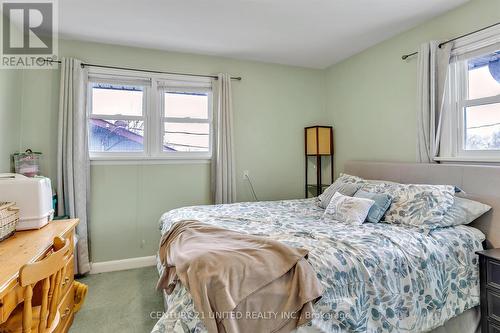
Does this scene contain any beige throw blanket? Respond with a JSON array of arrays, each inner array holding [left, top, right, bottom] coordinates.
[[157, 220, 323, 333]]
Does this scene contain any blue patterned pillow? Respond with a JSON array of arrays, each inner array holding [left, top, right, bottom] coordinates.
[[354, 190, 392, 223], [381, 184, 455, 228], [337, 173, 397, 193]]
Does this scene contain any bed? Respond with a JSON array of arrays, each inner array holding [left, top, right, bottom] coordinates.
[[152, 161, 500, 333]]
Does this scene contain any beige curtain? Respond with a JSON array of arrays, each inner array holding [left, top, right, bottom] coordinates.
[[57, 57, 91, 274], [416, 41, 452, 163], [211, 73, 236, 204]]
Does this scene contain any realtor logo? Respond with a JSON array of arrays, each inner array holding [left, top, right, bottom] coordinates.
[[1, 0, 58, 68]]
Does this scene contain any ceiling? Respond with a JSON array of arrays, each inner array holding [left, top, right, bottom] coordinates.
[[56, 0, 469, 68]]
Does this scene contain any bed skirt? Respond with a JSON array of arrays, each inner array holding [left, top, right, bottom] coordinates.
[[428, 307, 480, 333], [156, 255, 480, 333], [293, 307, 480, 333]]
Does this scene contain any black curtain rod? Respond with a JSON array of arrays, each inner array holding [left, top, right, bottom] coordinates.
[[401, 21, 500, 60], [47, 59, 242, 81]]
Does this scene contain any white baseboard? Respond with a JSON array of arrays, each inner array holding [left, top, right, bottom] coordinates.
[[90, 255, 156, 274]]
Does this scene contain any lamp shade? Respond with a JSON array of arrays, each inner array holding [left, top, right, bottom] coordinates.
[[305, 126, 333, 155]]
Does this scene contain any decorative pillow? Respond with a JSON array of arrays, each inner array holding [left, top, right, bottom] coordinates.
[[337, 173, 364, 183], [335, 174, 456, 228], [323, 192, 375, 224], [337, 173, 398, 194], [318, 177, 361, 208], [354, 190, 392, 223], [382, 184, 455, 228], [439, 197, 491, 228]]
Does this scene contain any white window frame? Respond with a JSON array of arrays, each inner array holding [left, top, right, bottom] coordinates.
[[156, 86, 213, 160], [446, 25, 500, 161], [87, 76, 151, 160], [86, 67, 213, 162]]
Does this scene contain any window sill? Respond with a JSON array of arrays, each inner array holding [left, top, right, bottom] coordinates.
[[433, 156, 500, 164], [90, 157, 211, 166]]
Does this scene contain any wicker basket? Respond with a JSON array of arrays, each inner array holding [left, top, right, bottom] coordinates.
[[0, 202, 19, 242]]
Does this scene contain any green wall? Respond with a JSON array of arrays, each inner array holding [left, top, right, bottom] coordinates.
[[16, 40, 327, 262], [7, 0, 499, 263], [0, 69, 22, 172], [325, 0, 500, 176], [0, 23, 23, 173]]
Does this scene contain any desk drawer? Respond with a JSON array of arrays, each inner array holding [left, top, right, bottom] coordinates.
[[57, 285, 74, 333], [0, 286, 23, 324], [60, 256, 74, 298]]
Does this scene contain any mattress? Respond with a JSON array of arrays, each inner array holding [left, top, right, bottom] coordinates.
[[152, 198, 485, 333]]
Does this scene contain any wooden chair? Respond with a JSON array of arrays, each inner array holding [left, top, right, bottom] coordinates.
[[0, 236, 71, 333]]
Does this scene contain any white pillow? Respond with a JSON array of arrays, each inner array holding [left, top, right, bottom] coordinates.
[[324, 192, 375, 225]]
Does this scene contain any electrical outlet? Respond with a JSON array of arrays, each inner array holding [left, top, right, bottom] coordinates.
[[243, 170, 250, 180]]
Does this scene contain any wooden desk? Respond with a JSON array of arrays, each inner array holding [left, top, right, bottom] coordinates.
[[0, 219, 79, 332]]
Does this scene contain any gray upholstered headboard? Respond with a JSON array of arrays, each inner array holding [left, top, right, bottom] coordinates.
[[344, 161, 500, 249]]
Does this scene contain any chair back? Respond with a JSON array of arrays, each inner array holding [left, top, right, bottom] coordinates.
[[18, 236, 71, 333]]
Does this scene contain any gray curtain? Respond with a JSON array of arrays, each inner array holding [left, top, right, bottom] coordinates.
[[57, 57, 90, 274], [211, 73, 236, 204], [416, 41, 452, 163]]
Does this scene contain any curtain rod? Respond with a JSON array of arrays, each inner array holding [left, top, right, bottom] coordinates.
[[401, 21, 500, 60], [47, 59, 242, 81]]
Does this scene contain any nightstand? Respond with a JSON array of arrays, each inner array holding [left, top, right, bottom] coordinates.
[[477, 249, 500, 333]]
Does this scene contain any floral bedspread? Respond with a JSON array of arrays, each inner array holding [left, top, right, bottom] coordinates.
[[152, 199, 484, 333]]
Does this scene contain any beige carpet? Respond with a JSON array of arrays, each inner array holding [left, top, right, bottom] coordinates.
[[70, 267, 164, 333]]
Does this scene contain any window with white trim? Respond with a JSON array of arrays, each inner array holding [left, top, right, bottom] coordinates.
[[87, 70, 213, 160], [448, 26, 500, 160], [160, 88, 211, 153], [88, 81, 148, 155]]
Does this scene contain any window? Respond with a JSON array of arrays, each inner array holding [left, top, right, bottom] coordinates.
[[446, 26, 500, 160], [87, 70, 212, 161], [89, 82, 146, 154], [463, 51, 500, 151], [161, 90, 211, 153]]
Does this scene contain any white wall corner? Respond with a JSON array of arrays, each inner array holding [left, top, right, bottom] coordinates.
[[90, 255, 156, 274]]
